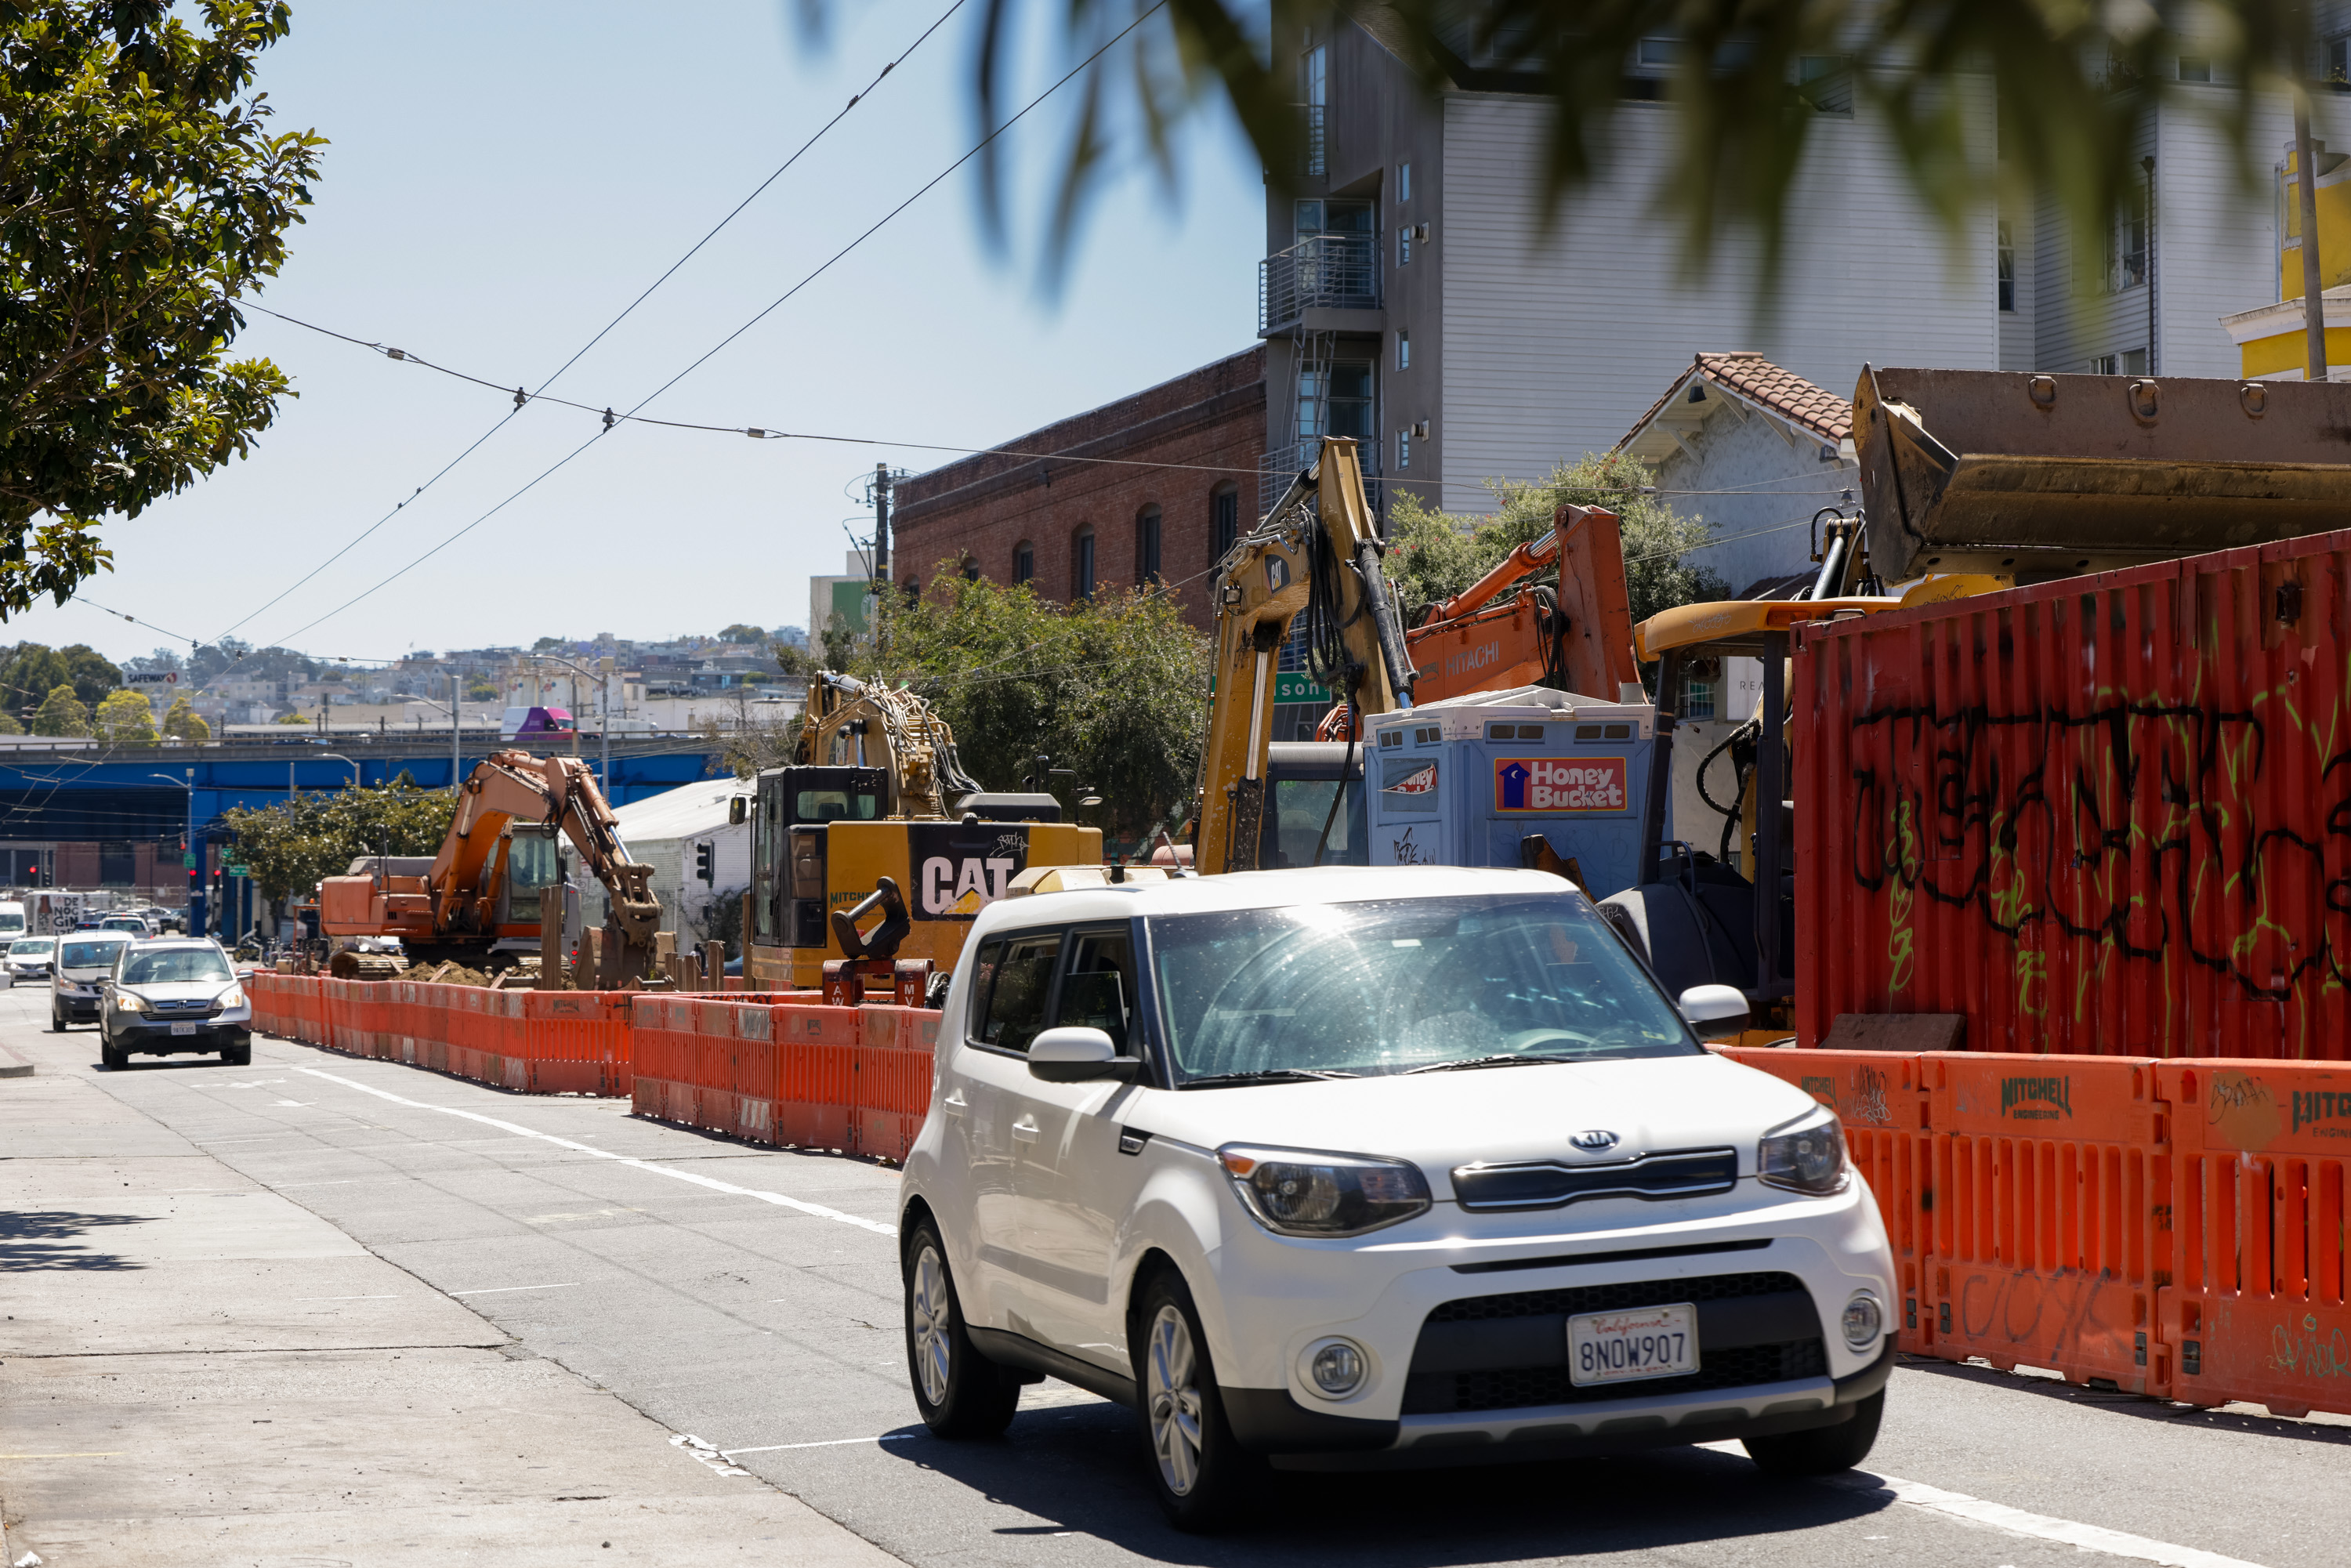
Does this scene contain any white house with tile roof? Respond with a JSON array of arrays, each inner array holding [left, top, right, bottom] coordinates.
[[1617, 353, 1860, 601]]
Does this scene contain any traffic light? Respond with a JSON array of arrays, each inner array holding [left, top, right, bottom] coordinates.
[[694, 841, 714, 884]]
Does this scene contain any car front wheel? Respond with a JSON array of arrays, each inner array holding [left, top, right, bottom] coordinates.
[[1744, 1389, 1885, 1476], [1132, 1269, 1261, 1532], [49, 1005, 64, 1032], [902, 1218, 1019, 1439]]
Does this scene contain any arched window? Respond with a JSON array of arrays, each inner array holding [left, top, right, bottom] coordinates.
[[1135, 505, 1162, 586], [1012, 541, 1035, 585], [1210, 483, 1240, 563], [962, 555, 980, 582], [1071, 527, 1096, 601]]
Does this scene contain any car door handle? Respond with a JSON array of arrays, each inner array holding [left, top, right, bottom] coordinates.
[[942, 1088, 968, 1118], [1011, 1114, 1040, 1144]]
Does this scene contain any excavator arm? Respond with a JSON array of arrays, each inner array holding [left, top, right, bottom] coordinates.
[[792, 671, 978, 819], [1196, 438, 1416, 875]]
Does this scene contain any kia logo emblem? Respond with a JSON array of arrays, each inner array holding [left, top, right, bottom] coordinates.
[[1570, 1129, 1620, 1152]]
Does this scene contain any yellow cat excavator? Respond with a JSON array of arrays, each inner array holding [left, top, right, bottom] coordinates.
[[319, 750, 663, 981]]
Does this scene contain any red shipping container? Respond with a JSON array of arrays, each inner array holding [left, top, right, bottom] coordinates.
[[1795, 531, 2351, 1059]]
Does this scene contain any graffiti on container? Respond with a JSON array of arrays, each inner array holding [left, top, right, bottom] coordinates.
[[2267, 1313, 2351, 1381], [2288, 1090, 2351, 1135], [2000, 1074, 2073, 1120], [1390, 827, 1433, 866], [1841, 660, 2351, 1031], [1953, 1266, 2128, 1370]]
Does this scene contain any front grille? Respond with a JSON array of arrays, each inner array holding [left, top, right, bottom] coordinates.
[[1427, 1269, 1803, 1323], [1451, 1149, 1738, 1211], [1404, 1270, 1825, 1415], [1427, 1341, 1827, 1414]]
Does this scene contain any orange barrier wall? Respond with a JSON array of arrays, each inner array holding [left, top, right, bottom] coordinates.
[[1723, 1045, 2351, 1419], [248, 974, 940, 1163]]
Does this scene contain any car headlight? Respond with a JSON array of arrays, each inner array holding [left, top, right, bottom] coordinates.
[[1218, 1145, 1432, 1237], [115, 992, 149, 1014], [219, 985, 245, 1009], [1758, 1103, 1849, 1195]]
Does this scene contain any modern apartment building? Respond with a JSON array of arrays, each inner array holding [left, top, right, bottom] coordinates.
[[1264, 5, 2351, 572]]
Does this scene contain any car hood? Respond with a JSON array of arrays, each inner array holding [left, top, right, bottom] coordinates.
[[1128, 1052, 1820, 1198]]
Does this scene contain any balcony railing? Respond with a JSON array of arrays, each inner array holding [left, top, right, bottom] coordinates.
[[1258, 234, 1380, 334], [1259, 440, 1380, 522]]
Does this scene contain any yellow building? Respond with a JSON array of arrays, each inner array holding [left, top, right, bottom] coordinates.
[[2222, 142, 2351, 378]]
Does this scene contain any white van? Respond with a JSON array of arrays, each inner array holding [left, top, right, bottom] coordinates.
[[0, 900, 24, 944]]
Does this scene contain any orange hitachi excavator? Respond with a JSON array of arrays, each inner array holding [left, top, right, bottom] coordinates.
[[1320, 502, 1642, 739], [319, 750, 664, 980]]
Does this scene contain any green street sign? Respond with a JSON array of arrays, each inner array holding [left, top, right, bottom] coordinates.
[[181, 853, 195, 870], [226, 866, 249, 878], [1204, 672, 1332, 704]]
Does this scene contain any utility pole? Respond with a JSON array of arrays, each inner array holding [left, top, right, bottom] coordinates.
[[450, 671, 462, 795], [871, 462, 892, 592], [2298, 95, 2329, 380]]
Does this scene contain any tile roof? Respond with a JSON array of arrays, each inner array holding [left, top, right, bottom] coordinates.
[[1617, 352, 1854, 452]]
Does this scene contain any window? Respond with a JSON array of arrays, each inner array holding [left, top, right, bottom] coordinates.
[[1397, 225, 1411, 266], [962, 556, 980, 581], [1299, 42, 1327, 176], [1295, 197, 1375, 244], [2179, 56, 2212, 82], [122, 948, 231, 985], [1399, 161, 1411, 202], [1682, 666, 1717, 721], [2331, 37, 2349, 85], [1396, 330, 1410, 370], [1796, 54, 1853, 114], [1997, 222, 2015, 312], [2089, 349, 2150, 376], [2106, 190, 2147, 292], [1136, 505, 1162, 585], [972, 932, 1062, 1053], [1060, 928, 1139, 1051], [1013, 541, 1034, 585], [1212, 485, 1240, 561], [1300, 361, 1375, 442], [1268, 777, 1366, 868], [1397, 429, 1411, 469], [1072, 527, 1096, 600]]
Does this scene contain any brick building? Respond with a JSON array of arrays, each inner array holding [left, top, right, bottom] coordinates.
[[889, 347, 1264, 632]]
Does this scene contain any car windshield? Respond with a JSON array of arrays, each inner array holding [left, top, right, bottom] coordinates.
[[13, 939, 52, 955], [121, 949, 232, 985], [1148, 893, 1697, 1081], [59, 938, 129, 969]]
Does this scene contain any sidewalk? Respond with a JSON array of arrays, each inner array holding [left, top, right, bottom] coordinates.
[[0, 1030, 907, 1566]]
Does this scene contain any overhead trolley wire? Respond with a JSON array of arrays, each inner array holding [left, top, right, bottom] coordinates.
[[208, 0, 969, 647], [267, 1, 1173, 647]]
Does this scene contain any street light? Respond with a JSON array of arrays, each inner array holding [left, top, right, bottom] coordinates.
[[527, 651, 616, 788], [150, 771, 197, 933], [317, 752, 361, 791]]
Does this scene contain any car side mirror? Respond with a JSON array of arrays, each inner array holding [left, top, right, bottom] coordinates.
[[1028, 1026, 1142, 1084], [729, 796, 748, 827], [1678, 983, 1751, 1034]]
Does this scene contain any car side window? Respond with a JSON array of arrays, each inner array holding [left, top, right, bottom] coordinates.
[[1056, 927, 1138, 1052], [978, 931, 1062, 1054]]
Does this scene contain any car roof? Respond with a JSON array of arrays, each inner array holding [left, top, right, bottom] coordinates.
[[965, 865, 1588, 941], [125, 936, 223, 950]]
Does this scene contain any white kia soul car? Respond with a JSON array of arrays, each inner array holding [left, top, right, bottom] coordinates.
[[897, 867, 1896, 1529]]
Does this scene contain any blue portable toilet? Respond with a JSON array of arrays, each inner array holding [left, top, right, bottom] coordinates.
[[1364, 686, 1661, 896]]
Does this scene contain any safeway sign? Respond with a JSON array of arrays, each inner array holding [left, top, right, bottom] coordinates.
[[1494, 756, 1628, 813]]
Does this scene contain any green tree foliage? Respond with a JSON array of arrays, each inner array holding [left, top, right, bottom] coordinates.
[[858, 575, 1210, 849], [718, 623, 766, 644], [1386, 453, 1730, 632], [31, 681, 85, 736], [818, 611, 857, 672], [161, 693, 208, 740], [802, 0, 2314, 295], [271, 709, 303, 723], [0, 639, 119, 715], [91, 687, 155, 744], [0, 2, 325, 615], [221, 777, 455, 902], [187, 639, 315, 686], [0, 708, 22, 734]]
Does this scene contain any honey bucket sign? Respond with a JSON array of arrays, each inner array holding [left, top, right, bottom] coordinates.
[[1494, 757, 1628, 813]]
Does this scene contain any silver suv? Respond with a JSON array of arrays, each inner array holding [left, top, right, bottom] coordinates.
[[97, 939, 254, 1069]]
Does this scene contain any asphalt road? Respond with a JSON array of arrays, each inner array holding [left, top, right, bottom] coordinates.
[[9, 983, 2348, 1568]]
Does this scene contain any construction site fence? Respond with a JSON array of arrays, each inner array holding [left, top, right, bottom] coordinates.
[[1722, 1045, 2351, 1421], [246, 973, 940, 1163]]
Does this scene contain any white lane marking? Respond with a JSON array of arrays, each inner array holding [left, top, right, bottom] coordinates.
[[296, 1067, 898, 1237], [722, 1435, 919, 1456], [1830, 1472, 2271, 1568], [669, 1433, 751, 1477], [449, 1282, 579, 1297]]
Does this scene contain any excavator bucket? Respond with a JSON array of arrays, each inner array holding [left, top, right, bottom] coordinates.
[[1853, 366, 2351, 584]]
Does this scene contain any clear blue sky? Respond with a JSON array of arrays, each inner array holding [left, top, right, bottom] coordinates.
[[19, 0, 1264, 668]]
